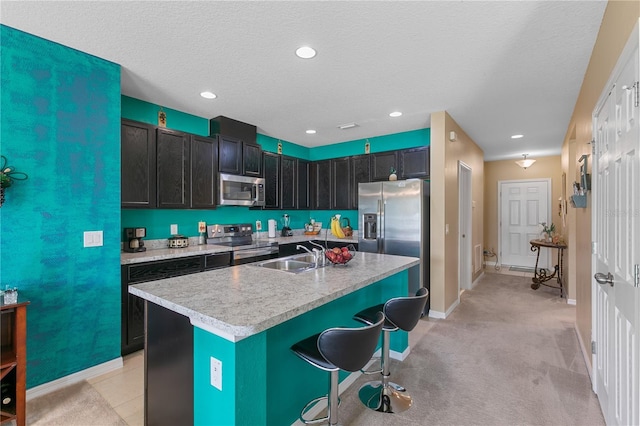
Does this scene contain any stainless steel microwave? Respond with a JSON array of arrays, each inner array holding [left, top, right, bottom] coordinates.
[[218, 173, 265, 207]]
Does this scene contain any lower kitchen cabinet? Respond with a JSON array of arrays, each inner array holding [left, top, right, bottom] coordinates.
[[121, 252, 231, 355]]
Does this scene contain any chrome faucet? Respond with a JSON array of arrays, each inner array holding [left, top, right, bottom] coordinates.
[[308, 241, 328, 267], [296, 245, 314, 254]]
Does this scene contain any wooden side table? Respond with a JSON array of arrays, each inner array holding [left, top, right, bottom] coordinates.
[[1, 301, 29, 426], [529, 240, 567, 297]]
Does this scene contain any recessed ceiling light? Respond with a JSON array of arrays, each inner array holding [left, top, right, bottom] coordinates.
[[296, 46, 317, 59], [306, 129, 316, 134], [389, 111, 402, 117], [511, 134, 524, 139], [200, 91, 217, 99]]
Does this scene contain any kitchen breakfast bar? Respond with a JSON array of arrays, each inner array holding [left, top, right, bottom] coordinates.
[[129, 251, 420, 425]]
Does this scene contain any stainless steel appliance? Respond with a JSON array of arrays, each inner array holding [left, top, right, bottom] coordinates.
[[207, 223, 278, 265], [123, 227, 146, 253], [358, 179, 430, 314], [218, 173, 265, 207]]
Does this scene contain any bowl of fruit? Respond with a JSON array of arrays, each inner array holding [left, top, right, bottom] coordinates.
[[325, 245, 355, 265]]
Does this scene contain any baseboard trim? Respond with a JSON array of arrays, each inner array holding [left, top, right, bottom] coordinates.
[[471, 272, 484, 289], [429, 310, 446, 319], [574, 322, 593, 382], [567, 298, 577, 305], [26, 357, 123, 401]]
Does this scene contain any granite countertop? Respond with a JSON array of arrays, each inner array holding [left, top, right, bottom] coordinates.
[[129, 251, 418, 342], [121, 230, 358, 265]]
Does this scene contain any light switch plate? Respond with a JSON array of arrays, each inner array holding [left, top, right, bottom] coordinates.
[[83, 231, 103, 247], [210, 357, 222, 390]]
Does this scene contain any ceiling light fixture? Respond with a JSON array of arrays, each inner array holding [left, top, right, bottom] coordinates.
[[306, 129, 316, 134], [200, 91, 217, 99], [389, 111, 402, 117], [295, 46, 316, 59], [515, 154, 536, 170], [338, 123, 358, 130], [511, 134, 524, 139]]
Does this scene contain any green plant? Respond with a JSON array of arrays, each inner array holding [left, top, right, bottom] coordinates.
[[540, 222, 556, 236]]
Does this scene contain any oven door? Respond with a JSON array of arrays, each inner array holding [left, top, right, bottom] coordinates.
[[232, 246, 279, 265]]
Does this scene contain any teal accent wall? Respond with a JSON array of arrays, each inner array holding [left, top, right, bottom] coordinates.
[[193, 271, 408, 425], [0, 26, 121, 387], [121, 98, 428, 239], [309, 128, 430, 161]]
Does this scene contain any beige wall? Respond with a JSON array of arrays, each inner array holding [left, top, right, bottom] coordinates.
[[561, 4, 640, 367], [483, 156, 566, 294], [430, 111, 484, 316]]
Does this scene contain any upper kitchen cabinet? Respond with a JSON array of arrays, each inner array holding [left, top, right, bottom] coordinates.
[[331, 157, 351, 210], [399, 146, 430, 179], [217, 135, 243, 175], [371, 151, 398, 181], [242, 142, 262, 177], [296, 159, 311, 210], [156, 128, 190, 209], [350, 155, 371, 209], [190, 135, 218, 209], [263, 151, 280, 209], [122, 120, 157, 208], [310, 160, 331, 210], [210, 116, 261, 177], [280, 155, 296, 210]]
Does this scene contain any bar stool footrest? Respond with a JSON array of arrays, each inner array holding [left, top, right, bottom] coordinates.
[[299, 395, 341, 425]]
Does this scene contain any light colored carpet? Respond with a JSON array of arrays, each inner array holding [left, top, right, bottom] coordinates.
[[26, 381, 126, 426], [334, 273, 605, 425]]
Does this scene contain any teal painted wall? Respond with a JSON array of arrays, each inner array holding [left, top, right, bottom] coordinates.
[[193, 270, 408, 425], [0, 26, 121, 387], [309, 128, 430, 161], [121, 97, 428, 239]]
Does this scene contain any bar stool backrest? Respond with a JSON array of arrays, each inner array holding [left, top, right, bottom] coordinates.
[[318, 311, 385, 372], [384, 287, 429, 332]]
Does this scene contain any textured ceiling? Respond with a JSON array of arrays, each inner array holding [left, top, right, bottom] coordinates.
[[1, 1, 607, 160]]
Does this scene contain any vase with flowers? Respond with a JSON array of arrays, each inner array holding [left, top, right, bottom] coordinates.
[[0, 155, 29, 207], [540, 222, 556, 242]]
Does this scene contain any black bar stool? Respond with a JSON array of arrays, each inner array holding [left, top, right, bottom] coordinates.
[[290, 312, 385, 425], [353, 287, 429, 413]]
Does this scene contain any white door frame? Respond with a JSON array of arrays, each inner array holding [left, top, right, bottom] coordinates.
[[458, 161, 472, 293], [498, 178, 552, 269]]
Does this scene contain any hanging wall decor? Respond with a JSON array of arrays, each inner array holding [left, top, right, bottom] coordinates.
[[0, 155, 29, 207]]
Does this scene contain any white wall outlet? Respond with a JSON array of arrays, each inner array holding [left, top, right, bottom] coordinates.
[[210, 357, 222, 390], [255, 220, 262, 231], [170, 224, 178, 235], [83, 231, 103, 247]]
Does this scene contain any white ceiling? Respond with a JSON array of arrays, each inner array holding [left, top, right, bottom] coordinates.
[[1, 1, 607, 161]]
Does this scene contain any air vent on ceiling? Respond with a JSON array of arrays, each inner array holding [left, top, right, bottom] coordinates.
[[338, 122, 359, 130]]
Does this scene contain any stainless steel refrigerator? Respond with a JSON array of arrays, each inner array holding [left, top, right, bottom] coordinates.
[[358, 179, 430, 315]]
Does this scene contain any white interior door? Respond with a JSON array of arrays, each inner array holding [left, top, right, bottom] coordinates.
[[499, 179, 550, 268], [459, 162, 472, 292], [592, 21, 639, 426]]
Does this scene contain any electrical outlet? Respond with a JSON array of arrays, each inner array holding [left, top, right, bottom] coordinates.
[[256, 220, 262, 231], [170, 224, 178, 235], [83, 231, 103, 247], [210, 357, 222, 390]]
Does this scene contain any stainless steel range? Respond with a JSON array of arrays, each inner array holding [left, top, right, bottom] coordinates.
[[206, 223, 279, 265]]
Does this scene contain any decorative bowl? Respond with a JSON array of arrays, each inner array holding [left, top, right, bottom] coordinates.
[[325, 245, 356, 265]]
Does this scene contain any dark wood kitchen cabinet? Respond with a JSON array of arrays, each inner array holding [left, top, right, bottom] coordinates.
[[311, 160, 332, 210], [242, 142, 263, 177], [280, 155, 296, 210], [331, 157, 351, 209], [399, 146, 430, 179], [156, 128, 190, 209], [350, 155, 371, 209], [263, 152, 280, 209], [121, 120, 157, 208], [296, 159, 311, 210], [218, 135, 243, 175], [371, 151, 398, 181], [190, 135, 218, 209]]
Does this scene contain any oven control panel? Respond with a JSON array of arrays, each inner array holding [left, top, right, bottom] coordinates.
[[207, 223, 253, 239]]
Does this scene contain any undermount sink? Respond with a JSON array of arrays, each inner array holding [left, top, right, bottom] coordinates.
[[253, 253, 318, 273]]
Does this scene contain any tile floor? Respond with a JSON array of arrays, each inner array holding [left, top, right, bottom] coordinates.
[[87, 350, 144, 426]]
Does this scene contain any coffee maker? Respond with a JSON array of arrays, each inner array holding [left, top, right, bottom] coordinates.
[[124, 227, 146, 252]]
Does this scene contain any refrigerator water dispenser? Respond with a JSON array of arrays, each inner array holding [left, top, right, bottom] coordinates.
[[363, 214, 377, 240]]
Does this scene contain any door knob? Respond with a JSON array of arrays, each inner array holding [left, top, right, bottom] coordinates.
[[594, 272, 614, 286]]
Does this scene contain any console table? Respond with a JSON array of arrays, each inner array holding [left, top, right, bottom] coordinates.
[[1, 301, 29, 426], [530, 240, 567, 297]]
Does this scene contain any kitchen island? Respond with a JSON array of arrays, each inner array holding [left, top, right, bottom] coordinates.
[[130, 251, 419, 425]]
